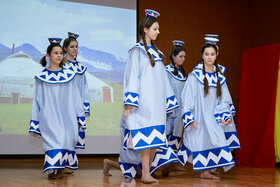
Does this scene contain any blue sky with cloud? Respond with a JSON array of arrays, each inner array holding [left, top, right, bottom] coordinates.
[[0, 0, 136, 58]]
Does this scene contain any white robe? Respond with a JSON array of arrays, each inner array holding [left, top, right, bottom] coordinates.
[[122, 42, 179, 151], [165, 64, 186, 151], [29, 67, 85, 172], [64, 60, 90, 149], [178, 63, 239, 171]]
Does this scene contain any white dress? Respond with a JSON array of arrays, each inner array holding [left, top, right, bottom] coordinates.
[[64, 60, 90, 149], [165, 64, 186, 151], [177, 63, 239, 171], [29, 67, 85, 172], [121, 42, 181, 175], [122, 42, 179, 151]]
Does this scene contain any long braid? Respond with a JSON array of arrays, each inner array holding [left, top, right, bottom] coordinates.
[[215, 61, 222, 98], [170, 47, 178, 75], [171, 61, 179, 75], [142, 35, 155, 67], [202, 61, 209, 96], [180, 66, 187, 77], [151, 40, 165, 63]]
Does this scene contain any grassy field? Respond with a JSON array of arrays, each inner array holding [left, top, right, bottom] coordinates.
[[0, 83, 123, 136]]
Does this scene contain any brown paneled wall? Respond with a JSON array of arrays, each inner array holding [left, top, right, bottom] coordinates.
[[138, 0, 280, 111]]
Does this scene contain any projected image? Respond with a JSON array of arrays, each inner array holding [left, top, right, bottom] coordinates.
[[0, 0, 136, 136]]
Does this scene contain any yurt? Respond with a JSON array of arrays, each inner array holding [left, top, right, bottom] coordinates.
[[0, 52, 113, 103]]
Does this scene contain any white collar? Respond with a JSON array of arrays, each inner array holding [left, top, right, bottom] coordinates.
[[64, 59, 87, 75], [192, 63, 226, 87], [35, 67, 76, 84], [133, 42, 163, 62], [165, 64, 187, 81]]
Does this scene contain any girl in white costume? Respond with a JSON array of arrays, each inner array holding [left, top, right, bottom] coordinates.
[[165, 40, 187, 151], [29, 38, 85, 179], [204, 34, 240, 151], [123, 9, 179, 183], [178, 43, 237, 179], [63, 32, 90, 149]]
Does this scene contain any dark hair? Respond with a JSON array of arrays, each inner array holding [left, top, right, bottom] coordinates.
[[201, 43, 222, 98], [62, 37, 78, 63], [40, 44, 63, 68], [138, 17, 165, 67], [169, 45, 187, 77]]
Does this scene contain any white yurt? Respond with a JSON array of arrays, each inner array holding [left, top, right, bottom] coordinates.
[[85, 72, 114, 103], [0, 52, 43, 104], [0, 52, 113, 104]]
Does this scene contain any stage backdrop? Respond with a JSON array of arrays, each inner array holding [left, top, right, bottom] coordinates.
[[236, 44, 280, 167], [0, 0, 136, 154]]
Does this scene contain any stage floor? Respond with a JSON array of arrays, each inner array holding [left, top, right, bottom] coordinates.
[[0, 156, 279, 186]]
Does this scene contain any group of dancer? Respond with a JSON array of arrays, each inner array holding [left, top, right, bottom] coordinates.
[[29, 32, 89, 179], [103, 9, 240, 184], [28, 8, 240, 183]]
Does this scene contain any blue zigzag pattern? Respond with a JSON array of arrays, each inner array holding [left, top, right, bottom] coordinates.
[[124, 125, 166, 151], [182, 111, 195, 128], [64, 60, 87, 75], [44, 149, 78, 172], [229, 103, 236, 115], [192, 146, 234, 171], [77, 116, 86, 129], [124, 92, 139, 107], [177, 143, 191, 166], [84, 102, 90, 115], [75, 127, 85, 149], [167, 133, 181, 151], [150, 144, 181, 173], [29, 120, 41, 136], [119, 161, 139, 179], [225, 131, 241, 149], [35, 68, 76, 84], [214, 112, 232, 124], [135, 42, 163, 62], [165, 64, 187, 81], [195, 62, 226, 74], [166, 95, 179, 113], [192, 63, 226, 87]]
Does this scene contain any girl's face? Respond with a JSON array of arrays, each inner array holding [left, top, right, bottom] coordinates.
[[65, 41, 78, 57], [202, 47, 217, 67], [172, 51, 186, 67], [144, 22, 160, 41], [47, 46, 63, 66]]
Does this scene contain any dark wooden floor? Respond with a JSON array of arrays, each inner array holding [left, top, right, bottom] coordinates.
[[0, 156, 279, 186]]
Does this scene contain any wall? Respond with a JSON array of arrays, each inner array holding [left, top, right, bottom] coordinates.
[[138, 0, 280, 111]]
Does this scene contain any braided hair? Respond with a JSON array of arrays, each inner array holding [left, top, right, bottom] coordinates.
[[138, 17, 165, 67], [201, 43, 222, 97], [169, 45, 187, 77]]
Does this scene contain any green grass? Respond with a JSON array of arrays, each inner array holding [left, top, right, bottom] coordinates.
[[0, 83, 124, 136], [0, 103, 32, 134]]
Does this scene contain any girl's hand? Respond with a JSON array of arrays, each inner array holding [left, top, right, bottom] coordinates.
[[124, 105, 135, 117], [171, 110, 175, 117], [190, 121, 198, 129], [221, 119, 232, 126]]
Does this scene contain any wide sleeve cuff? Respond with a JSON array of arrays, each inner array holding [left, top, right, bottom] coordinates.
[[214, 111, 232, 126], [78, 116, 86, 129], [29, 120, 41, 137], [123, 92, 139, 108], [229, 103, 236, 115], [182, 111, 195, 129], [84, 102, 90, 117], [166, 95, 179, 113]]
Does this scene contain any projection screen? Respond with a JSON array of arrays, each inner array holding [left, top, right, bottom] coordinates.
[[0, 0, 137, 154]]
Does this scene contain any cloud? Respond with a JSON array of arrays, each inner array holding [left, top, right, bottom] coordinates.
[[0, 0, 112, 49], [88, 29, 135, 47]]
